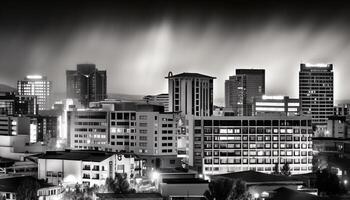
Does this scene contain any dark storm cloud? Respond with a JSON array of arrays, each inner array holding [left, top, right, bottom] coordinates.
[[1, 0, 350, 105]]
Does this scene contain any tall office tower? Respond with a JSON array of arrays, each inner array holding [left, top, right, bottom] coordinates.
[[299, 63, 334, 133], [182, 115, 313, 176], [143, 93, 169, 112], [225, 75, 246, 116], [17, 75, 52, 110], [166, 72, 215, 116], [225, 69, 265, 116], [66, 64, 107, 108]]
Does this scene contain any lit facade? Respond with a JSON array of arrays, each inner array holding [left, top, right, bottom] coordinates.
[[66, 64, 107, 107], [299, 63, 334, 129], [252, 95, 300, 116], [166, 72, 215, 116], [67, 102, 180, 156], [17, 75, 51, 111], [181, 115, 313, 176], [0, 92, 38, 116], [37, 150, 141, 187]]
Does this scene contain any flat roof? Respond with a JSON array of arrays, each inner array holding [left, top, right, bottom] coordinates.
[[37, 150, 115, 162], [211, 171, 303, 185], [165, 72, 216, 79], [162, 178, 208, 184], [96, 193, 162, 199]]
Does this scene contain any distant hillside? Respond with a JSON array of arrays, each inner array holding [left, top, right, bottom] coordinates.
[[107, 93, 144, 101], [0, 84, 16, 93]]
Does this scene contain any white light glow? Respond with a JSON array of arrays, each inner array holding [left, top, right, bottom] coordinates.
[[256, 102, 284, 106], [30, 124, 37, 143], [26, 75, 43, 79], [64, 175, 77, 184], [256, 107, 285, 111], [151, 171, 160, 182], [261, 191, 269, 197], [304, 63, 330, 67], [288, 103, 300, 106], [262, 95, 284, 100]]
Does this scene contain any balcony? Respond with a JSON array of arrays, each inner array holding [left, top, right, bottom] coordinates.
[[92, 167, 100, 171], [83, 166, 91, 170]]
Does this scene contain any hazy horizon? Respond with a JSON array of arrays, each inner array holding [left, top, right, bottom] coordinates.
[[1, 1, 350, 106]]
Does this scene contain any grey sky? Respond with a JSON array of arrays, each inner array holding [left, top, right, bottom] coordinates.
[[0, 1, 350, 105]]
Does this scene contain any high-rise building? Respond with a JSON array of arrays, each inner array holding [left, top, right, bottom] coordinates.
[[225, 69, 265, 116], [66, 64, 107, 107], [166, 72, 215, 116], [0, 92, 38, 116], [179, 115, 313, 176], [225, 75, 246, 116], [252, 95, 300, 116], [143, 93, 169, 112], [299, 63, 334, 131], [17, 75, 52, 110]]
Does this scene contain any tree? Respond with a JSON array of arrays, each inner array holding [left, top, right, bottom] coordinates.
[[316, 168, 347, 196], [102, 173, 135, 194], [228, 180, 251, 200], [280, 163, 291, 176], [16, 178, 41, 200], [271, 163, 279, 175], [204, 177, 234, 200]]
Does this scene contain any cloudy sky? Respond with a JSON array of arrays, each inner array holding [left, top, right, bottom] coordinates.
[[1, 0, 350, 105]]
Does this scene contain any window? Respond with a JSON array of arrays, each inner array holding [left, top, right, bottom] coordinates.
[[139, 115, 147, 120], [140, 136, 147, 140]]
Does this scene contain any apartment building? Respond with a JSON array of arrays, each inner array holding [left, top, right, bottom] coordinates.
[[179, 115, 313, 176], [37, 150, 141, 187]]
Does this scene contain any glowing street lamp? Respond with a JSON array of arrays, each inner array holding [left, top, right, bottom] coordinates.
[[151, 171, 160, 182]]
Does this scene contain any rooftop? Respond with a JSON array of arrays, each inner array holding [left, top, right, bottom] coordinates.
[[0, 176, 51, 192], [162, 178, 208, 184], [211, 171, 303, 185], [96, 193, 162, 199], [271, 187, 329, 200], [165, 72, 216, 79], [37, 150, 116, 162]]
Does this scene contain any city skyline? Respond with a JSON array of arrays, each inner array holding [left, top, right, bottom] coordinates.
[[1, 1, 350, 106]]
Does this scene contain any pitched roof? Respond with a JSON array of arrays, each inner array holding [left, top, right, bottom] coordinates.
[[165, 72, 216, 79], [37, 150, 115, 162], [211, 171, 302, 185]]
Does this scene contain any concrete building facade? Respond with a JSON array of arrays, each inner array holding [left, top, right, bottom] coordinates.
[[299, 63, 334, 132], [66, 64, 107, 108], [166, 72, 215, 117], [252, 95, 300, 116], [225, 69, 265, 116], [180, 115, 313, 176], [17, 75, 51, 110]]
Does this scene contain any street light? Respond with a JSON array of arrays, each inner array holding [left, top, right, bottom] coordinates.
[[151, 171, 160, 182]]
